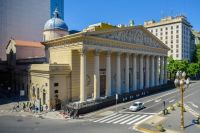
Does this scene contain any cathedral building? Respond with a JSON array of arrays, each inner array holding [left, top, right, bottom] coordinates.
[[29, 10, 169, 110]]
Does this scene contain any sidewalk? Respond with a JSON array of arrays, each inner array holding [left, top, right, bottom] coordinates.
[[134, 105, 200, 133]]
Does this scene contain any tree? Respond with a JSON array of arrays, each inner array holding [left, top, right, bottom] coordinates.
[[167, 56, 179, 79], [177, 60, 189, 72], [192, 43, 200, 63], [187, 63, 200, 78]]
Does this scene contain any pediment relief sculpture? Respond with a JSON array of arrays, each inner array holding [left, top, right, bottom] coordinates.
[[91, 29, 162, 48]]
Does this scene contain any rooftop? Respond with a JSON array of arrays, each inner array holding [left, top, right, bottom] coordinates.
[[144, 15, 192, 28], [14, 40, 43, 48]]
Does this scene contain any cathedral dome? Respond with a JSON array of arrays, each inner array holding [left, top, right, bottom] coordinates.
[[44, 8, 68, 31]]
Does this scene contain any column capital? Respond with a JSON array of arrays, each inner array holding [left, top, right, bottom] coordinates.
[[116, 52, 122, 56], [94, 49, 100, 56], [106, 50, 112, 56], [79, 47, 88, 55]]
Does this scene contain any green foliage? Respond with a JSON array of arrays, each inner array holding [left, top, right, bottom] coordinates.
[[167, 57, 189, 79], [175, 102, 181, 107], [187, 63, 200, 77], [192, 43, 200, 63], [156, 124, 165, 132], [169, 105, 175, 111]]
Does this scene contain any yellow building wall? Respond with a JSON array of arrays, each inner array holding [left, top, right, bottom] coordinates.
[[71, 50, 80, 101], [49, 47, 72, 66], [86, 51, 94, 98], [29, 72, 50, 108]]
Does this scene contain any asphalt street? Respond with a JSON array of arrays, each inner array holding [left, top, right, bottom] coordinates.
[[115, 80, 200, 114], [0, 115, 139, 133], [1, 80, 200, 133]]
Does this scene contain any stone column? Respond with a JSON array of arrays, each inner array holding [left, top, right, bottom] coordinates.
[[164, 56, 168, 84], [93, 50, 100, 100], [125, 53, 129, 93], [160, 56, 163, 85], [155, 56, 159, 86], [145, 55, 150, 88], [151, 56, 155, 87], [116, 52, 121, 94], [139, 55, 144, 89], [106, 51, 111, 96], [133, 54, 137, 91], [80, 49, 87, 103]]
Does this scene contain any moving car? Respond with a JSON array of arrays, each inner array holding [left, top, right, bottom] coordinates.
[[129, 102, 144, 111]]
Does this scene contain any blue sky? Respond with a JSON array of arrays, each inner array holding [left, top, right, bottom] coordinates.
[[64, 0, 199, 31]]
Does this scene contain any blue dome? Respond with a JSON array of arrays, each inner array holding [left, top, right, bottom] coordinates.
[[44, 8, 68, 31]]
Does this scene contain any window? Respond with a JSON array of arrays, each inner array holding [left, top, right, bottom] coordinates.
[[176, 35, 179, 38], [54, 90, 59, 93], [156, 33, 158, 36], [156, 29, 158, 32], [176, 30, 179, 33], [165, 41, 168, 44], [171, 26, 173, 29], [176, 54, 179, 58], [160, 37, 163, 40], [160, 32, 163, 36], [171, 36, 173, 39], [151, 30, 153, 33], [171, 50, 173, 53], [176, 49, 179, 53], [171, 31, 173, 34], [165, 32, 168, 35], [54, 83, 59, 87], [171, 45, 173, 48], [165, 36, 168, 39], [176, 39, 179, 43], [165, 27, 168, 30], [176, 25, 179, 28], [171, 40, 173, 44], [176, 45, 179, 48], [160, 28, 163, 31]]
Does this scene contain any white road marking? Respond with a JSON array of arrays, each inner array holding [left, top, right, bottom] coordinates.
[[93, 113, 117, 122], [191, 103, 199, 108], [99, 114, 123, 123], [113, 114, 135, 124], [134, 115, 153, 126], [120, 115, 141, 124], [127, 115, 147, 125], [105, 114, 129, 123], [155, 99, 161, 103], [169, 99, 175, 103]]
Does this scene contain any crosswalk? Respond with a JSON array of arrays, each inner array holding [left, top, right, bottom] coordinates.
[[92, 113, 152, 125]]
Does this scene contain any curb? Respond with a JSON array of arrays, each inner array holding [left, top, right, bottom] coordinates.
[[134, 126, 160, 133]]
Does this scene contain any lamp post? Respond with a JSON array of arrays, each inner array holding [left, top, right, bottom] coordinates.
[[174, 71, 190, 129]]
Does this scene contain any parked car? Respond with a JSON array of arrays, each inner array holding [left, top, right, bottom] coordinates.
[[129, 102, 144, 111]]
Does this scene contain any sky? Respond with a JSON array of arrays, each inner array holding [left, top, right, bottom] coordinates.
[[64, 0, 200, 31]]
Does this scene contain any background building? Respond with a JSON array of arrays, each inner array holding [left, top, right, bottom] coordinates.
[[144, 16, 193, 60], [192, 30, 200, 45], [0, 0, 64, 60]]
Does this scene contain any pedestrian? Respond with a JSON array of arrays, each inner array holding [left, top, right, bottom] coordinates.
[[23, 102, 26, 111], [45, 104, 48, 112]]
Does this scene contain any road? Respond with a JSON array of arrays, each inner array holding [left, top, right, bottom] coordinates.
[[1, 80, 200, 133], [88, 80, 200, 127]]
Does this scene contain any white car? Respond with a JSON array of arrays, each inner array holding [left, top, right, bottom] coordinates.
[[129, 102, 144, 112]]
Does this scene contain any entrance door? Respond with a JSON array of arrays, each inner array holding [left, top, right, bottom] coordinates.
[[100, 75, 106, 97]]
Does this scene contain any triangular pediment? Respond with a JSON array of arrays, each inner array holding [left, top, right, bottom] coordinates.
[[87, 26, 169, 50]]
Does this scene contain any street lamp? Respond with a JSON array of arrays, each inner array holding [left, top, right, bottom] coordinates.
[[174, 71, 190, 129]]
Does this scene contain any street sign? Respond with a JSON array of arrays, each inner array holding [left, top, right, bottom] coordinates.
[[116, 94, 118, 100], [20, 90, 25, 96]]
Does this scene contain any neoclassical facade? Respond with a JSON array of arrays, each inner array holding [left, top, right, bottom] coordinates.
[[29, 25, 169, 109]]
